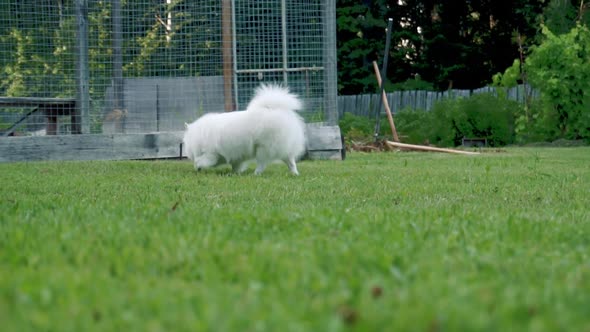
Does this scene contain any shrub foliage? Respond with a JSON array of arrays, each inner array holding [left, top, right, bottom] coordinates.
[[493, 24, 590, 143], [526, 24, 590, 141], [428, 94, 516, 147], [340, 93, 517, 147]]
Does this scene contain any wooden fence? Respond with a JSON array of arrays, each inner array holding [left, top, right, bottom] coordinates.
[[337, 85, 539, 118]]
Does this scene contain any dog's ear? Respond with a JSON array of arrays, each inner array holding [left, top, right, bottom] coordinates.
[[184, 122, 189, 129]]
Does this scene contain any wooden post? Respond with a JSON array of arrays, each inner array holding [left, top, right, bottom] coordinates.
[[372, 61, 400, 142], [112, 0, 123, 111], [75, 0, 90, 134], [110, 0, 126, 133], [222, 0, 234, 112], [323, 0, 338, 125], [47, 115, 57, 135]]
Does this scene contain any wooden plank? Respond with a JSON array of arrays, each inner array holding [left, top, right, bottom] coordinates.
[[0, 134, 114, 162], [392, 92, 401, 112], [0, 133, 185, 163], [0, 97, 76, 107], [0, 125, 343, 163], [343, 95, 356, 116], [418, 90, 427, 110], [112, 132, 184, 159], [358, 94, 369, 117], [336, 84, 540, 117], [306, 150, 342, 161]]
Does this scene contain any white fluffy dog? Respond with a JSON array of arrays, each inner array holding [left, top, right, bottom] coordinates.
[[183, 84, 307, 175]]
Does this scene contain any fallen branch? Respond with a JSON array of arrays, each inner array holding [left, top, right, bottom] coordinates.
[[372, 61, 400, 142], [386, 141, 480, 155]]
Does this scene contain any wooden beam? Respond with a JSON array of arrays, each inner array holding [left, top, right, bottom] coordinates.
[[0, 97, 77, 136], [0, 125, 344, 163], [386, 141, 480, 155], [0, 97, 76, 107]]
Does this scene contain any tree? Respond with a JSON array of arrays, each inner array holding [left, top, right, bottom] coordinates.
[[336, 0, 388, 94], [0, 1, 75, 98], [542, 0, 589, 35], [335, 0, 547, 93], [526, 24, 590, 140], [492, 0, 590, 142]]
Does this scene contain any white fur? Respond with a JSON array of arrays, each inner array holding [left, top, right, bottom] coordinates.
[[183, 84, 307, 175]]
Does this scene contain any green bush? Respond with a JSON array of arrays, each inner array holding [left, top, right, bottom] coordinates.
[[340, 93, 518, 147], [526, 24, 590, 141], [339, 112, 394, 143], [516, 98, 571, 144], [428, 93, 517, 147], [495, 24, 590, 143], [339, 110, 433, 145], [338, 112, 373, 139], [392, 107, 432, 144]]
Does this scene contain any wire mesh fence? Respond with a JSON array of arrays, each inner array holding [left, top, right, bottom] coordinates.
[[0, 0, 337, 138]]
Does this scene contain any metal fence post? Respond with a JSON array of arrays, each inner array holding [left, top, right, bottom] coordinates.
[[323, 0, 338, 125], [75, 0, 90, 134]]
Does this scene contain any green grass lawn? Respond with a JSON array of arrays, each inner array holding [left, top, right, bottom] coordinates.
[[1, 148, 589, 331]]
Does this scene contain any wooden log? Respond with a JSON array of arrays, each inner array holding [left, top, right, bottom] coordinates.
[[386, 140, 480, 155], [372, 61, 400, 142]]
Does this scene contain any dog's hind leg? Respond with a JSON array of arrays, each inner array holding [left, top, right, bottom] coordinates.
[[284, 157, 299, 176]]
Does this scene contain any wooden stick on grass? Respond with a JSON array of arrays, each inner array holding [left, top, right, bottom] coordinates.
[[372, 61, 400, 142], [386, 141, 481, 155]]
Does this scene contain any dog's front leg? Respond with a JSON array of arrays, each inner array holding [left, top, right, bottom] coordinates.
[[231, 161, 249, 174], [195, 153, 220, 171], [254, 162, 267, 175]]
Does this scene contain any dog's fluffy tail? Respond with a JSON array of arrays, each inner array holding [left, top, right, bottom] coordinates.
[[246, 84, 302, 112]]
